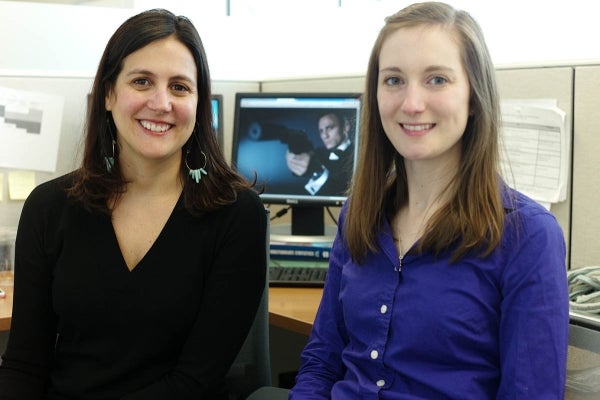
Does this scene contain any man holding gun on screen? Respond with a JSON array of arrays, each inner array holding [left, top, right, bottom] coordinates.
[[285, 110, 354, 196]]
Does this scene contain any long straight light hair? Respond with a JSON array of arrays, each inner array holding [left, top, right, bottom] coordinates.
[[345, 2, 505, 263]]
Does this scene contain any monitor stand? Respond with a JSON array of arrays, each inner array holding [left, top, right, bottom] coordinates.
[[270, 205, 336, 244], [291, 205, 323, 236]]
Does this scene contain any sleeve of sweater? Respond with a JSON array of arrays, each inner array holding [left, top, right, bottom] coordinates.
[[0, 178, 63, 400]]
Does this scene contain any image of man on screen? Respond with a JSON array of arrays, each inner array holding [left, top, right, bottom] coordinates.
[[285, 110, 354, 196]]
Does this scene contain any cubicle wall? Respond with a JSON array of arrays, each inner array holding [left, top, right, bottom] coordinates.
[[262, 67, 577, 267], [0, 77, 259, 228], [1, 63, 599, 268], [495, 67, 574, 266], [571, 66, 600, 269], [0, 76, 91, 228], [212, 80, 261, 164]]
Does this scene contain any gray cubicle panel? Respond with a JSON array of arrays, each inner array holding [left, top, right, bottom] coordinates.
[[0, 76, 260, 228], [495, 66, 574, 267], [261, 76, 365, 93], [0, 76, 92, 228], [263, 69, 575, 266], [212, 81, 261, 165], [571, 66, 600, 269]]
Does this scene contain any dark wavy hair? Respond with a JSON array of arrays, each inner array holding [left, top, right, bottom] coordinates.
[[68, 8, 254, 215]]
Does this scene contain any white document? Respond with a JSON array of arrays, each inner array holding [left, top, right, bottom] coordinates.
[[0, 86, 64, 172], [500, 100, 569, 206], [7, 170, 36, 201]]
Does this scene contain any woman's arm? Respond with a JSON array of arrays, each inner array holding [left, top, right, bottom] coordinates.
[[497, 206, 569, 399], [0, 182, 62, 399], [290, 214, 349, 399]]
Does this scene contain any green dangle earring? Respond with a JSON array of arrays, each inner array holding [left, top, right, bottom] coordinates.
[[104, 139, 115, 173], [104, 117, 116, 173], [186, 148, 208, 183]]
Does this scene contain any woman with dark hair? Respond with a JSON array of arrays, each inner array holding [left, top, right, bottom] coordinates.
[[0, 9, 266, 400], [291, 2, 569, 399]]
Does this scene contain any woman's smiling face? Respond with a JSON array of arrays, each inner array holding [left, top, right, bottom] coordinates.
[[105, 35, 198, 169], [377, 25, 471, 166]]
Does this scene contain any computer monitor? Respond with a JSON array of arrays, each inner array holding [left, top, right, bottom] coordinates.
[[231, 92, 362, 237], [211, 94, 224, 149]]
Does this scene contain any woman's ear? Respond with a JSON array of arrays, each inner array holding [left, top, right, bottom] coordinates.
[[105, 84, 114, 111]]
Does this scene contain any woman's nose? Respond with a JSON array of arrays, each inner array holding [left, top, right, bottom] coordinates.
[[147, 88, 172, 113], [400, 84, 426, 114]]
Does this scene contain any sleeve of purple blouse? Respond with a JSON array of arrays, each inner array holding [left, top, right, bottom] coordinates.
[[290, 213, 350, 399], [497, 204, 569, 399]]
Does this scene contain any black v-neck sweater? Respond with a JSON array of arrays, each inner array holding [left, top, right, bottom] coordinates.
[[0, 174, 267, 400]]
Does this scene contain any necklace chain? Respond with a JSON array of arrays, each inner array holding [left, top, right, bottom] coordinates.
[[397, 235, 404, 259]]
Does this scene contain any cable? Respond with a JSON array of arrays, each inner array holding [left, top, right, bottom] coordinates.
[[270, 206, 291, 221], [326, 206, 338, 226], [568, 266, 600, 313]]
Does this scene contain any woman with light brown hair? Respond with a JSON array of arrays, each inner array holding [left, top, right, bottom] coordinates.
[[291, 2, 569, 398]]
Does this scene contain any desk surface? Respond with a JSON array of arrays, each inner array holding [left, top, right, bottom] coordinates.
[[1, 273, 322, 336], [268, 287, 322, 336], [0, 272, 14, 332]]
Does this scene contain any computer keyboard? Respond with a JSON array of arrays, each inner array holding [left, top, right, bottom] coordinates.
[[269, 266, 328, 287]]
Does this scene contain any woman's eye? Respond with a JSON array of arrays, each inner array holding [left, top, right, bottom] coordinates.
[[171, 83, 189, 93], [384, 76, 401, 86], [132, 78, 150, 86], [429, 76, 448, 85]]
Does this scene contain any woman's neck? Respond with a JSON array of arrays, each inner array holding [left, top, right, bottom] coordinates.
[[119, 155, 183, 196]]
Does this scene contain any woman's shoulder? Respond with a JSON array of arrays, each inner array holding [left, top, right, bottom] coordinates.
[[503, 187, 553, 217], [18, 173, 78, 229], [217, 188, 266, 219], [227, 187, 263, 212], [237, 187, 263, 206], [24, 173, 75, 207], [502, 186, 562, 236]]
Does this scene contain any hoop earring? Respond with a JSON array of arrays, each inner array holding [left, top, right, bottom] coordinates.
[[185, 149, 208, 183], [104, 117, 116, 173], [104, 139, 115, 173]]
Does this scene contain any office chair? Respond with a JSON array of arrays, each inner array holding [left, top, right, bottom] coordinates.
[[225, 208, 274, 400], [246, 386, 290, 400], [239, 208, 291, 400]]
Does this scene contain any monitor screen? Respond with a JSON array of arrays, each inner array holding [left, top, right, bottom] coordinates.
[[231, 92, 361, 236], [211, 94, 224, 149]]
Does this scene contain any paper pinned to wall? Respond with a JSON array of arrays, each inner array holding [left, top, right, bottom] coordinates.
[[500, 99, 570, 207], [0, 86, 64, 172], [7, 170, 36, 201]]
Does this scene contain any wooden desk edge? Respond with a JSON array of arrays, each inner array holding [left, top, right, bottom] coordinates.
[[268, 286, 322, 336], [0, 273, 15, 332], [0, 318, 10, 332], [269, 311, 313, 336]]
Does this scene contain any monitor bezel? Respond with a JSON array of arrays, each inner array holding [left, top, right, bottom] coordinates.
[[231, 91, 362, 208]]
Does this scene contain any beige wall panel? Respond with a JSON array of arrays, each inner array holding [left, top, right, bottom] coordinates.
[[212, 80, 260, 164], [495, 67, 574, 266], [571, 66, 600, 268], [0, 78, 259, 228], [261, 76, 365, 93], [262, 71, 577, 254], [0, 76, 93, 228]]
